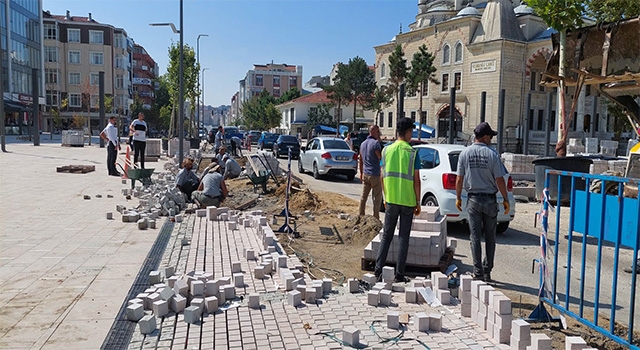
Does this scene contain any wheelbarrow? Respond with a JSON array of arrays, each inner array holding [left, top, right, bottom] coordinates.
[[125, 168, 155, 189], [249, 170, 271, 194]]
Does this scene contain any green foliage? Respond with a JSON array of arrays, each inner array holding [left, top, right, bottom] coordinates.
[[527, 0, 586, 31], [323, 66, 351, 125], [307, 103, 334, 130], [334, 56, 377, 130], [166, 42, 200, 113], [406, 45, 439, 96], [277, 87, 302, 104], [240, 89, 281, 130], [365, 85, 393, 120], [387, 44, 408, 100], [587, 0, 640, 22]]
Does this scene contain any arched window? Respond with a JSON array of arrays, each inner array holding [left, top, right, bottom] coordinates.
[[442, 44, 450, 65], [454, 42, 463, 63], [380, 62, 386, 78]]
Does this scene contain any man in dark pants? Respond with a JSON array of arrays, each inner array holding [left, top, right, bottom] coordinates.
[[130, 112, 148, 168], [455, 122, 510, 282], [375, 117, 421, 283], [99, 116, 121, 176]]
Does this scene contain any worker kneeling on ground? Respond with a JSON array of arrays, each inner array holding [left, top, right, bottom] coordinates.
[[175, 157, 200, 201], [192, 164, 227, 208], [223, 154, 242, 180]]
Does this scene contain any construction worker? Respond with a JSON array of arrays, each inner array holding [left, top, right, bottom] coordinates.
[[375, 117, 421, 283], [192, 164, 227, 208], [99, 116, 121, 176]]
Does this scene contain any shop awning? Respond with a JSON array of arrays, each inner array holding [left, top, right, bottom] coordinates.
[[4, 98, 27, 113], [315, 124, 349, 135]]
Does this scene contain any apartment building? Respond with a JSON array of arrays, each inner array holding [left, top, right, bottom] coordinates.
[[42, 10, 133, 133], [132, 43, 158, 109], [374, 0, 610, 154], [1, 0, 44, 135], [239, 62, 302, 103]]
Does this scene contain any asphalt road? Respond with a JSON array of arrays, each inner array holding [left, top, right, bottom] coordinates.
[[258, 148, 639, 333]]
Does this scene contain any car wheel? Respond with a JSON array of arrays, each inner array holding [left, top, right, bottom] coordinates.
[[422, 194, 438, 206], [298, 159, 304, 174], [497, 222, 509, 234], [313, 162, 321, 179], [346, 172, 355, 181]]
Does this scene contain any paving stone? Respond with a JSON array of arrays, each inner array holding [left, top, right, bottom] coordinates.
[[288, 290, 302, 307], [191, 280, 205, 296], [429, 313, 442, 332], [223, 284, 235, 300], [305, 288, 316, 304], [437, 289, 450, 305], [145, 293, 161, 310], [231, 262, 242, 273], [510, 335, 530, 350], [367, 290, 379, 306], [148, 270, 161, 285], [152, 300, 169, 317], [342, 326, 360, 347], [512, 319, 531, 341], [322, 278, 332, 293], [405, 287, 417, 303], [184, 306, 201, 324], [233, 273, 244, 287], [173, 279, 188, 297], [248, 294, 260, 309], [565, 336, 588, 350], [126, 303, 144, 321], [415, 312, 429, 332], [348, 278, 359, 293], [205, 296, 218, 313], [387, 311, 400, 329], [254, 266, 265, 279], [171, 295, 186, 313], [139, 315, 157, 334], [159, 286, 174, 301], [528, 333, 551, 350], [382, 266, 394, 282], [379, 289, 392, 306]]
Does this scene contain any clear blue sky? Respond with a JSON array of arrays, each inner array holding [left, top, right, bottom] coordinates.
[[43, 0, 417, 107]]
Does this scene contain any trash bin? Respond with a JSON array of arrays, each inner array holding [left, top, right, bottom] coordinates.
[[189, 138, 200, 149], [533, 156, 594, 205], [161, 138, 169, 151]]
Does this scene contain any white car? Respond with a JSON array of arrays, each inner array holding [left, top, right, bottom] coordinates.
[[298, 137, 358, 181], [413, 144, 516, 233]]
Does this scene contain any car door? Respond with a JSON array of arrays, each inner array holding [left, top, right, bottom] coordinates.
[[416, 147, 440, 196], [303, 139, 315, 169]]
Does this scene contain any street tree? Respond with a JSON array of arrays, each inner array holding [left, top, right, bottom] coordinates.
[[407, 44, 439, 140], [323, 69, 351, 136], [277, 87, 301, 104], [307, 103, 334, 135], [335, 56, 376, 131], [388, 44, 408, 122], [587, 0, 640, 22], [365, 85, 393, 126], [527, 0, 586, 156], [165, 42, 200, 137], [240, 90, 280, 130]]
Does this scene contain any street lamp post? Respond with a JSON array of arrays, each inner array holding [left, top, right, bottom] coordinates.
[[196, 34, 208, 133], [202, 68, 209, 127], [149, 0, 185, 167]]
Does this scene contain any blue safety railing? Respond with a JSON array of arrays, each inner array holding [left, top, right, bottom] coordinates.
[[534, 169, 639, 349]]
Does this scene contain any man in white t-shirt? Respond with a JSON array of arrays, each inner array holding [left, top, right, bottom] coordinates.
[[129, 113, 148, 168], [99, 116, 121, 176]]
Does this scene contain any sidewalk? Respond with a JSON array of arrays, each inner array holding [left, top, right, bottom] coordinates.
[[0, 137, 161, 349]]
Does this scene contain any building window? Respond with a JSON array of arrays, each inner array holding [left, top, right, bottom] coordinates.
[[454, 42, 463, 63], [441, 73, 449, 92], [421, 111, 427, 125], [90, 52, 104, 65], [273, 75, 280, 87], [381, 63, 386, 78], [44, 23, 57, 40], [68, 93, 81, 107], [68, 50, 80, 64], [273, 87, 280, 97], [68, 28, 80, 43], [46, 90, 59, 106], [44, 46, 58, 62], [90, 72, 99, 86], [422, 83, 429, 96], [410, 111, 416, 121], [69, 72, 81, 85], [454, 72, 462, 91], [91, 94, 99, 108], [379, 112, 384, 127], [530, 72, 537, 91], [45, 69, 58, 85], [255, 74, 263, 86], [388, 112, 393, 128], [89, 30, 103, 44], [538, 110, 545, 131], [289, 76, 297, 88], [114, 34, 123, 48], [115, 74, 124, 89], [442, 44, 450, 65]]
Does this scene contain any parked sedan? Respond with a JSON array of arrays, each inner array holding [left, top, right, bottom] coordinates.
[[411, 144, 516, 233], [247, 130, 262, 144], [298, 137, 357, 181], [257, 132, 280, 150], [273, 134, 300, 159]]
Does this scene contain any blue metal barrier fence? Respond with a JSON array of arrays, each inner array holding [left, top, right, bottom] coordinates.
[[535, 169, 639, 349]]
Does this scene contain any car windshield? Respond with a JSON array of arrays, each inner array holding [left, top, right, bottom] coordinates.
[[322, 139, 350, 150], [448, 151, 460, 171], [265, 133, 278, 140], [280, 135, 297, 142]]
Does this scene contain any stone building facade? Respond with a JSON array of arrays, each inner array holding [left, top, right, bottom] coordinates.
[[374, 0, 613, 154]]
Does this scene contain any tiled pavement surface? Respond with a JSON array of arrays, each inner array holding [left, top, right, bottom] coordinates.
[[128, 214, 510, 350]]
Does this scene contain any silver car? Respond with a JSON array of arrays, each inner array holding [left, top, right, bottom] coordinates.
[[298, 137, 357, 181]]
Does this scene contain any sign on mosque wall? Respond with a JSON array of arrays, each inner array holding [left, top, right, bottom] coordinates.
[[471, 60, 496, 74]]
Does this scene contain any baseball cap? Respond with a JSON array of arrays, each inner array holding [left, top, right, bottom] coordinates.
[[396, 117, 415, 135], [474, 122, 498, 137]]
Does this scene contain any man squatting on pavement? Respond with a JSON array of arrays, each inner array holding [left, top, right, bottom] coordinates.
[[358, 125, 382, 220], [455, 122, 510, 282], [375, 117, 421, 283]]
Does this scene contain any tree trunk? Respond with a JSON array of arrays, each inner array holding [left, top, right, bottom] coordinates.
[[555, 29, 567, 157], [418, 82, 424, 141], [352, 95, 357, 132]]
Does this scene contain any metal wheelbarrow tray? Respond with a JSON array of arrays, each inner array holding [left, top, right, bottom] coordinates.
[[126, 168, 155, 189], [249, 170, 270, 193]]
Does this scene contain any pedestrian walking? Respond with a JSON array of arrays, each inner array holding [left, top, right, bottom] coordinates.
[[192, 164, 227, 208], [99, 116, 121, 176], [344, 132, 353, 150], [129, 112, 148, 168], [214, 126, 224, 153], [375, 117, 421, 283], [455, 122, 510, 282], [358, 125, 383, 220]]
